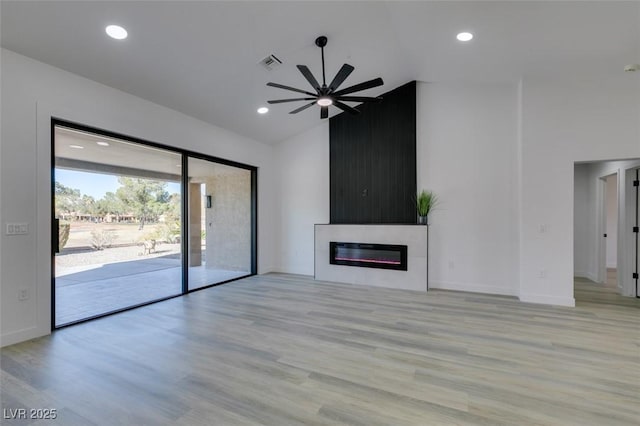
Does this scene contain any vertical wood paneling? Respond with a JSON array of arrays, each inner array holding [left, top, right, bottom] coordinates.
[[330, 81, 416, 224]]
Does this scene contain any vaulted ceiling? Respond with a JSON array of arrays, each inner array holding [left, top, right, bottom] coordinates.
[[2, 1, 638, 144]]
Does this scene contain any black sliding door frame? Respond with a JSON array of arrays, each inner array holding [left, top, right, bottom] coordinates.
[[181, 153, 190, 295], [50, 118, 258, 330]]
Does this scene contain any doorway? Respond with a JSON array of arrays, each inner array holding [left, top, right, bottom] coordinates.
[[600, 174, 618, 288], [52, 120, 257, 327], [600, 173, 618, 288], [573, 159, 640, 302], [628, 168, 639, 297]]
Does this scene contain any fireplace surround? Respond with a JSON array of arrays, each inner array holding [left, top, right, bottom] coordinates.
[[315, 224, 428, 291]]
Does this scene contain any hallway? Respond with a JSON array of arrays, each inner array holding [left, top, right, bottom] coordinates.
[[574, 269, 639, 308]]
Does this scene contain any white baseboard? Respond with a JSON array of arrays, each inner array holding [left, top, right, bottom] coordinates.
[[519, 293, 575, 307], [258, 265, 277, 274], [273, 266, 314, 276], [0, 326, 49, 348], [267, 270, 313, 278], [428, 280, 517, 297]]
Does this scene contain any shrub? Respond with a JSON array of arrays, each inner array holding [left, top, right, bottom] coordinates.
[[59, 222, 70, 250], [90, 229, 117, 250], [156, 222, 181, 244]]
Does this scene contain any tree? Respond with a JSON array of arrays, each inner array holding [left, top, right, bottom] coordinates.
[[80, 194, 96, 216], [95, 191, 124, 216], [116, 177, 167, 229], [165, 193, 182, 222], [54, 181, 81, 215]]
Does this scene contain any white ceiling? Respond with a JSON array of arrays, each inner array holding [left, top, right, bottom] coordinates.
[[55, 126, 182, 177], [2, 1, 639, 144], [55, 126, 244, 178]]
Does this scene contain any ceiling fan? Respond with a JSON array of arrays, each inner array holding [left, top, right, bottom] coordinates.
[[266, 36, 384, 119]]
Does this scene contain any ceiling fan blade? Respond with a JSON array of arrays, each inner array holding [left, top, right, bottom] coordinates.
[[320, 106, 329, 119], [268, 98, 316, 104], [336, 96, 383, 103], [267, 82, 316, 97], [289, 101, 317, 114], [332, 77, 384, 97], [328, 64, 355, 92], [297, 65, 321, 92], [333, 100, 359, 115]]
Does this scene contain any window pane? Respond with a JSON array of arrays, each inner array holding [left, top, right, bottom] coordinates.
[[54, 125, 183, 326], [188, 158, 251, 289]]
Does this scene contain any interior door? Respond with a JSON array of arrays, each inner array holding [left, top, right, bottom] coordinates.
[[634, 169, 639, 297]]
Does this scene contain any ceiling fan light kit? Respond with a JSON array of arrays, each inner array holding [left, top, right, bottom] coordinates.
[[267, 36, 384, 119]]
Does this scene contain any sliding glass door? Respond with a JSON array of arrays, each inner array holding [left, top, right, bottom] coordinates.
[[52, 121, 257, 327], [53, 125, 183, 326], [187, 157, 253, 290]]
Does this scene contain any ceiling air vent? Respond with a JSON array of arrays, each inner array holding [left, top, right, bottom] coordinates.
[[259, 54, 282, 71]]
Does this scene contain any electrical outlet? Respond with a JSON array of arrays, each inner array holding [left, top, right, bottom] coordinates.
[[6, 223, 28, 235], [539, 270, 547, 279], [18, 288, 29, 301]]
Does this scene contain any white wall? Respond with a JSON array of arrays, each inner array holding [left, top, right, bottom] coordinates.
[[605, 174, 618, 268], [0, 49, 276, 346], [276, 82, 520, 296], [276, 77, 640, 306], [274, 123, 329, 275], [416, 82, 519, 296], [520, 78, 640, 306]]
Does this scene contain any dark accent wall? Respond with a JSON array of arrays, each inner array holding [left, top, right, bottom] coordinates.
[[330, 81, 416, 224]]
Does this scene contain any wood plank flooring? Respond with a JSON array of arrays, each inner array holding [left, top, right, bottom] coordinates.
[[1, 273, 639, 425]]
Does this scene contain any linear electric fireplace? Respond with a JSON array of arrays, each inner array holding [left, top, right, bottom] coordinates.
[[330, 242, 408, 271]]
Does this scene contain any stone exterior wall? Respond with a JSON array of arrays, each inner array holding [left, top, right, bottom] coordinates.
[[204, 169, 251, 271]]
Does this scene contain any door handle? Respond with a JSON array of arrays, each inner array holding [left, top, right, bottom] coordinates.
[[53, 218, 60, 254]]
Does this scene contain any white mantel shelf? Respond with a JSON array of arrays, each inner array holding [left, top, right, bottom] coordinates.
[[314, 224, 428, 292]]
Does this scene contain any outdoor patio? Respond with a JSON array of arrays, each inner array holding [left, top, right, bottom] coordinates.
[[55, 254, 248, 325]]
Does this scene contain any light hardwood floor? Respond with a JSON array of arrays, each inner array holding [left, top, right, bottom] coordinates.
[[1, 273, 639, 425]]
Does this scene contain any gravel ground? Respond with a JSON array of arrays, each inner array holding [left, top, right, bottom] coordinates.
[[55, 243, 182, 268]]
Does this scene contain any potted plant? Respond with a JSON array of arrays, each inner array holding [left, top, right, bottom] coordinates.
[[415, 190, 438, 225]]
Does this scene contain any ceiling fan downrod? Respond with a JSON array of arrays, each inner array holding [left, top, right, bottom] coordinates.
[[316, 36, 328, 89]]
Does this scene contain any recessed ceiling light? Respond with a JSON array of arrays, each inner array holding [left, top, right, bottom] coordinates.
[[457, 32, 474, 42], [106, 25, 128, 40], [317, 97, 333, 107], [257, 107, 269, 114], [96, 141, 110, 146], [69, 145, 84, 149]]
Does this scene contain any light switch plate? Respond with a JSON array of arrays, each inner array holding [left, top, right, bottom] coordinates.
[[6, 223, 29, 235]]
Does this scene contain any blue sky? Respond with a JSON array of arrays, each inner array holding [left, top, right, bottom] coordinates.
[[55, 169, 181, 199]]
